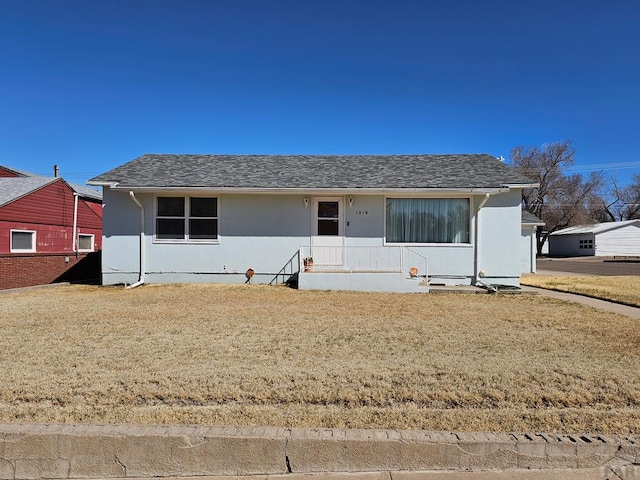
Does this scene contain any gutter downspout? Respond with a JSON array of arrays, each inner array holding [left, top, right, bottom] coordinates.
[[126, 191, 145, 289], [473, 192, 493, 288], [531, 226, 537, 273], [72, 193, 79, 254]]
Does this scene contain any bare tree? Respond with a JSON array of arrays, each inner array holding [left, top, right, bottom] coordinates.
[[590, 173, 640, 221], [510, 141, 604, 254], [618, 174, 640, 220]]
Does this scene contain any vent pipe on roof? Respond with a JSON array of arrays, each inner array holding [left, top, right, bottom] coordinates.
[[53, 165, 59, 177]]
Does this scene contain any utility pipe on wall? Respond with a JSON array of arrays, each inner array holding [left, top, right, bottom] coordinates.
[[473, 192, 492, 283], [72, 193, 79, 253], [126, 191, 146, 289]]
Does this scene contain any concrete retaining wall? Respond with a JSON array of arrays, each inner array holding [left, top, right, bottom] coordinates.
[[0, 424, 638, 480]]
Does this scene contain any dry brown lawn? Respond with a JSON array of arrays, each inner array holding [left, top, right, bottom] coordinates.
[[521, 275, 640, 308], [1, 284, 639, 434]]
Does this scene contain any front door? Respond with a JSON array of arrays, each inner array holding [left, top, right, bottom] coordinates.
[[311, 197, 344, 266]]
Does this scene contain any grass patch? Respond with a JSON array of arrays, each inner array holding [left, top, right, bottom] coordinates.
[[1, 284, 639, 433], [520, 275, 640, 307]]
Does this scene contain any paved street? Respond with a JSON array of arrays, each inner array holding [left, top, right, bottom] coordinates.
[[537, 257, 640, 276]]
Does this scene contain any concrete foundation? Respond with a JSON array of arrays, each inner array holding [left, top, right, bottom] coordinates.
[[1, 424, 638, 479]]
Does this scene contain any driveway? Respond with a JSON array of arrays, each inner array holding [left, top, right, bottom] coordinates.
[[537, 256, 640, 276]]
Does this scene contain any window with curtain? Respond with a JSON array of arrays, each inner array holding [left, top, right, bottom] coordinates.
[[385, 198, 470, 243]]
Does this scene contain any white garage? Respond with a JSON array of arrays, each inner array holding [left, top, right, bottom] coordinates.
[[549, 220, 640, 257]]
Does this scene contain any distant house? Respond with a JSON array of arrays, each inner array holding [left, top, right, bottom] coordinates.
[[0, 165, 103, 290], [89, 154, 537, 292], [520, 210, 545, 273], [549, 220, 640, 257]]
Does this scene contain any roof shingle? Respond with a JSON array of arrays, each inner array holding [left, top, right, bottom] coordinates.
[[0, 165, 102, 207], [89, 154, 536, 190]]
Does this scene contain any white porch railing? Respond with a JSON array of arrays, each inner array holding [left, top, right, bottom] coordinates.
[[299, 246, 428, 278]]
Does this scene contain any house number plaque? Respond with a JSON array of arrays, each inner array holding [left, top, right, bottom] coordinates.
[[355, 210, 368, 215]]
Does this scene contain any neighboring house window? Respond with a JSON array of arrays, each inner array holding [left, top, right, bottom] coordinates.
[[579, 239, 593, 249], [77, 234, 94, 252], [385, 198, 470, 243], [10, 230, 36, 252], [155, 196, 218, 241]]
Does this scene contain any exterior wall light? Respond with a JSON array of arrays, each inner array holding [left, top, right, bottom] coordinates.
[[303, 197, 309, 208], [348, 197, 354, 208]]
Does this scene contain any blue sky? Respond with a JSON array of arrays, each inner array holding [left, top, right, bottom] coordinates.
[[1, 0, 639, 186]]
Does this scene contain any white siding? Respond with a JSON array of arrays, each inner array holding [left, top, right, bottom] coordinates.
[[595, 224, 640, 256]]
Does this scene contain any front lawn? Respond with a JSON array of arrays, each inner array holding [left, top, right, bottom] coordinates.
[[1, 284, 638, 433], [520, 275, 640, 307]]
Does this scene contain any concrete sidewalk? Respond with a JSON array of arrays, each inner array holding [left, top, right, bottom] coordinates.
[[520, 285, 640, 320], [520, 267, 640, 319]]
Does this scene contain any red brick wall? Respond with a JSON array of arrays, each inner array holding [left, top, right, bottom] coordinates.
[[0, 252, 101, 290]]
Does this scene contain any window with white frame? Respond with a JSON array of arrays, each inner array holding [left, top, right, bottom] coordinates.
[[155, 196, 218, 241], [10, 230, 36, 252], [385, 198, 470, 244], [77, 234, 94, 252]]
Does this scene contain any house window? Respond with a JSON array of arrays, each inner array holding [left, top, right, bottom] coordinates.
[[77, 234, 94, 252], [155, 196, 218, 241], [11, 230, 36, 252], [579, 239, 593, 249], [385, 198, 470, 244]]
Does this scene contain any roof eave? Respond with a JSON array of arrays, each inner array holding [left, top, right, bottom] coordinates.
[[503, 182, 539, 189], [87, 181, 119, 187], [102, 185, 513, 195]]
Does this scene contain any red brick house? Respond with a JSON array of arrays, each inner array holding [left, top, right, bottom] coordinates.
[[0, 165, 103, 290]]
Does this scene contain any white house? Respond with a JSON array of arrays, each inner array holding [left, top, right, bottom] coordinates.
[[520, 210, 545, 274], [549, 220, 640, 257], [88, 154, 537, 292]]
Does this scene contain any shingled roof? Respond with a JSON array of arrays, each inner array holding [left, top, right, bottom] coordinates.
[[521, 210, 545, 226], [0, 165, 102, 207], [89, 154, 536, 191]]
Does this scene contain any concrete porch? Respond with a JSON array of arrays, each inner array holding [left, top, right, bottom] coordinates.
[[298, 270, 429, 293], [296, 245, 429, 292]]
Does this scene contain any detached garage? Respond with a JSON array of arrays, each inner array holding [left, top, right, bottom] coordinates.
[[549, 220, 640, 257]]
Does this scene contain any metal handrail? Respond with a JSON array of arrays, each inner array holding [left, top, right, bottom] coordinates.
[[268, 249, 301, 285], [403, 247, 429, 279]]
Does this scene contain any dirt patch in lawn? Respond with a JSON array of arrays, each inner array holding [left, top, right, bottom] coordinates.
[[521, 275, 640, 308], [1, 284, 639, 433]]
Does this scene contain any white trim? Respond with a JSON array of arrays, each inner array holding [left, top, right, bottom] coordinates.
[[311, 196, 345, 266], [77, 233, 95, 252], [104, 185, 512, 195], [312, 196, 345, 236], [153, 194, 220, 244], [10, 229, 36, 253], [502, 183, 539, 189]]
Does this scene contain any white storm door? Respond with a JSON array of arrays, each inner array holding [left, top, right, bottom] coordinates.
[[311, 197, 345, 266]]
